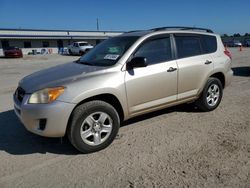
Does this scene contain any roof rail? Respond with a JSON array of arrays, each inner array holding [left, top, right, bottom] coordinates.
[[151, 26, 213, 33], [125, 30, 143, 33]]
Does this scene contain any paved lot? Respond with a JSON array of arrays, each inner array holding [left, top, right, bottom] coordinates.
[[0, 50, 249, 187]]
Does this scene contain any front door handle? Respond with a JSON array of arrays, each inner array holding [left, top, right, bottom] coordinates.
[[167, 67, 177, 72], [205, 60, 212, 65]]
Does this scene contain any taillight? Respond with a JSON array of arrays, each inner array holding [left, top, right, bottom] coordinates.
[[224, 49, 232, 59]]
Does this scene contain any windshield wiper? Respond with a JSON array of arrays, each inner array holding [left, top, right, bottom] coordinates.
[[75, 59, 93, 66]]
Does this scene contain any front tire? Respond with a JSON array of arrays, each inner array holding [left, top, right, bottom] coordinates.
[[67, 100, 120, 153], [196, 77, 223, 112]]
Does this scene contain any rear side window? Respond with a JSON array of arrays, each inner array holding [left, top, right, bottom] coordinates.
[[175, 36, 202, 58], [201, 35, 217, 53], [134, 37, 172, 65]]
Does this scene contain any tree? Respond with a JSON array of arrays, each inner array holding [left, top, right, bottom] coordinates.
[[244, 33, 249, 37], [233, 33, 241, 37]]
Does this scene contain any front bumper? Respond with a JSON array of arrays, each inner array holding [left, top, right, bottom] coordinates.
[[13, 94, 75, 137]]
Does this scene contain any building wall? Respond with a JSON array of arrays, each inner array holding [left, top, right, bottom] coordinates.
[[0, 29, 123, 56], [0, 39, 101, 55]]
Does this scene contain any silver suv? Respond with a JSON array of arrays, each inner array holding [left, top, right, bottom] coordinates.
[[14, 27, 233, 153]]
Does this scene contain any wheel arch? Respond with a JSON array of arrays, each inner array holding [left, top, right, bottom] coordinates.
[[209, 72, 225, 88], [66, 93, 125, 134]]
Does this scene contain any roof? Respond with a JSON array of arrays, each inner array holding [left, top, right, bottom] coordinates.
[[0, 27, 214, 40], [0, 28, 123, 40]]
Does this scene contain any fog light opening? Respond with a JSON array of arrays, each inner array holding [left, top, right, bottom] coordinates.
[[39, 119, 47, 131]]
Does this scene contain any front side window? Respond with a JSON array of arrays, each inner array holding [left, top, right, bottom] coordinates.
[[134, 37, 172, 65], [175, 36, 202, 58], [79, 36, 139, 66]]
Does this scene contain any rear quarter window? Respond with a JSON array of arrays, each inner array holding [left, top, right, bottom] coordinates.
[[201, 35, 217, 53]]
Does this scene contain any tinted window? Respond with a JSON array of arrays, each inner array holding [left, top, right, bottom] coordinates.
[[1, 40, 9, 49], [42, 41, 49, 47], [201, 35, 217, 53], [175, 36, 202, 58], [24, 41, 31, 48], [134, 37, 172, 65]]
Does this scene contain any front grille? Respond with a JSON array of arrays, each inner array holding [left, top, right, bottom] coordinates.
[[15, 87, 25, 103]]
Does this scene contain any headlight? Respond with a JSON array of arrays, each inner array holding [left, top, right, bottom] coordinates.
[[28, 87, 65, 104]]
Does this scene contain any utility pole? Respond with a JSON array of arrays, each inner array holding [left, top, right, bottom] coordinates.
[[96, 18, 99, 31]]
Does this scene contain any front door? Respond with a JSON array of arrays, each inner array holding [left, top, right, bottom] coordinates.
[[125, 35, 178, 115]]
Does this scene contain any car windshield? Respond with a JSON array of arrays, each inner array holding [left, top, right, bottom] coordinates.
[[78, 36, 139, 66]]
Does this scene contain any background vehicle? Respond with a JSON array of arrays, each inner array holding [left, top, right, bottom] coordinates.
[[68, 41, 93, 55], [14, 27, 233, 153], [244, 39, 250, 47], [4, 46, 23, 58], [226, 40, 242, 47]]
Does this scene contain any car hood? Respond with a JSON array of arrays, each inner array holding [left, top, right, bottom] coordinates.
[[19, 62, 107, 93]]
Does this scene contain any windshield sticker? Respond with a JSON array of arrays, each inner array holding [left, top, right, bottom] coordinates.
[[104, 54, 120, 60]]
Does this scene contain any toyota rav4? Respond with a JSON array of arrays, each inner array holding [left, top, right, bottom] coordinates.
[[14, 27, 233, 153]]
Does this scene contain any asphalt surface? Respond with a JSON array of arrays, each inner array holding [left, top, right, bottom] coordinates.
[[0, 49, 249, 188]]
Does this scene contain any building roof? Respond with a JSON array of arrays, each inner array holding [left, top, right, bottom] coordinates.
[[0, 28, 123, 40]]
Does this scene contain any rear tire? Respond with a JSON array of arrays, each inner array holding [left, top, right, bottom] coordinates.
[[68, 49, 72, 55], [67, 100, 120, 153], [196, 77, 223, 112]]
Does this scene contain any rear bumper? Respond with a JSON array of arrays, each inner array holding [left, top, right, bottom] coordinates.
[[13, 94, 75, 137]]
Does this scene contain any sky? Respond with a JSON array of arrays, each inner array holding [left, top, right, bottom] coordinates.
[[0, 0, 250, 35]]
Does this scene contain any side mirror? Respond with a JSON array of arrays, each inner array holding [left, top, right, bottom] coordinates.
[[127, 57, 147, 69]]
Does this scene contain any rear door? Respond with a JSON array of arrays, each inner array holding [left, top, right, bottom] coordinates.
[[174, 34, 214, 99]]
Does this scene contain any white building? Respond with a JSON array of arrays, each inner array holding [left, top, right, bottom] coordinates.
[[0, 28, 123, 55]]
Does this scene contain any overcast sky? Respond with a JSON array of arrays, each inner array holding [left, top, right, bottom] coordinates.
[[0, 0, 249, 35]]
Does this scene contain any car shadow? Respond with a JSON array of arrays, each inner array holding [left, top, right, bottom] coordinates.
[[232, 67, 250, 77], [0, 103, 199, 155], [122, 103, 200, 127], [0, 110, 78, 155]]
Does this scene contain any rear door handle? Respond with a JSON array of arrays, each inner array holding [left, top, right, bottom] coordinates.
[[205, 60, 212, 65], [167, 67, 177, 72]]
